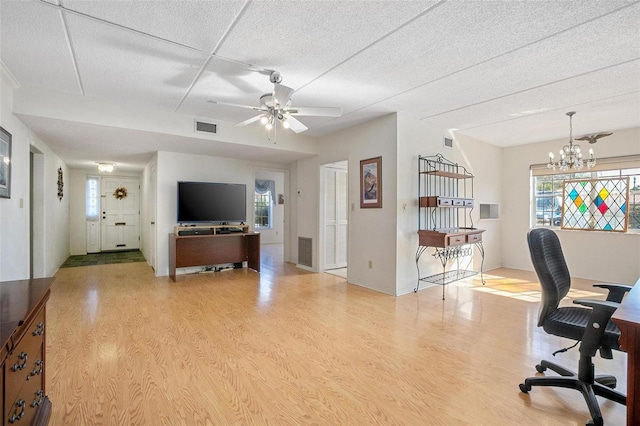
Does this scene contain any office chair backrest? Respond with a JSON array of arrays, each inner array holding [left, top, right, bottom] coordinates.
[[527, 228, 572, 327]]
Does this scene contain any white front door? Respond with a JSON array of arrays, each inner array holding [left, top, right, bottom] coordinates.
[[101, 177, 140, 251], [324, 166, 348, 270]]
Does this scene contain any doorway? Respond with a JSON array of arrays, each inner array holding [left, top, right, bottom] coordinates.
[[322, 161, 348, 276], [253, 168, 289, 261]]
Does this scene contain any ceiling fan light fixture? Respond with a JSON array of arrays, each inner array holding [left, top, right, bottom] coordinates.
[[260, 116, 269, 125], [282, 119, 290, 129]]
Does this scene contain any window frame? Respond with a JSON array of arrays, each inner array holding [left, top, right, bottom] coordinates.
[[530, 155, 640, 233], [254, 190, 273, 229]]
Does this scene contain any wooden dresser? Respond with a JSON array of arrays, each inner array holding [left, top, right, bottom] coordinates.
[[1, 278, 54, 426]]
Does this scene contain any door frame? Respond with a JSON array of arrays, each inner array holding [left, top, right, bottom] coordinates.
[[319, 160, 349, 273]]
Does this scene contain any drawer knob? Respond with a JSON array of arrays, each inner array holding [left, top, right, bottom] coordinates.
[[8, 399, 25, 423], [11, 352, 27, 372], [31, 390, 45, 408], [30, 359, 44, 377], [32, 322, 45, 336]]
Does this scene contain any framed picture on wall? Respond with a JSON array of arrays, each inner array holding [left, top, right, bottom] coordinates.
[[360, 156, 381, 208], [0, 126, 11, 199]]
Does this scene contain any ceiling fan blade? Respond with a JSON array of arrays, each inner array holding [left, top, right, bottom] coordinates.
[[273, 83, 295, 106], [288, 106, 342, 117], [208, 100, 265, 111], [234, 114, 266, 127], [283, 114, 308, 133]]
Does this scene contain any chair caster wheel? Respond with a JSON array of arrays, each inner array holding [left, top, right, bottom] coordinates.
[[535, 364, 546, 373], [586, 418, 603, 426], [519, 383, 531, 393]]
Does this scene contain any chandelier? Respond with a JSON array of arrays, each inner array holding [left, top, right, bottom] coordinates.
[[547, 111, 596, 171]]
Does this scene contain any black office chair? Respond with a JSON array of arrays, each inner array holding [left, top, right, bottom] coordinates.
[[519, 228, 630, 426]]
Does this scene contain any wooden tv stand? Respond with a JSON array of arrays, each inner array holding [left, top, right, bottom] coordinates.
[[169, 227, 260, 282]]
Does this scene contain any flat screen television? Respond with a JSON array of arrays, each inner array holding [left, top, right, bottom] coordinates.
[[177, 181, 246, 224]]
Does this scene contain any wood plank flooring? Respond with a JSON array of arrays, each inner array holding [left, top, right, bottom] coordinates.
[[46, 245, 627, 425]]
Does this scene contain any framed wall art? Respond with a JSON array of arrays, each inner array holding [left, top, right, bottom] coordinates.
[[360, 156, 381, 208], [0, 127, 12, 199]]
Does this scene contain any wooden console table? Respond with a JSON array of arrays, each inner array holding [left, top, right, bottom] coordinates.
[[612, 277, 640, 426], [1, 277, 54, 426], [169, 232, 260, 281]]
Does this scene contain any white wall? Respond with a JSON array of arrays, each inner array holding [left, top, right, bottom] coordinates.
[[0, 69, 69, 280], [297, 114, 398, 294], [395, 115, 503, 295], [254, 169, 285, 244], [140, 155, 157, 268], [293, 113, 504, 296], [502, 127, 640, 284], [155, 151, 291, 277]]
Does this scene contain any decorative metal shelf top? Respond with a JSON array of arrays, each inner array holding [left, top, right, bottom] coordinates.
[[419, 153, 474, 180], [421, 170, 474, 179]]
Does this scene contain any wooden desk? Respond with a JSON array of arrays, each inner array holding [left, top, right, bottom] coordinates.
[[169, 232, 260, 281], [612, 277, 640, 426], [1, 278, 54, 426]]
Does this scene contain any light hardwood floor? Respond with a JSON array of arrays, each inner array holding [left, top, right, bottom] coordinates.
[[46, 245, 627, 425]]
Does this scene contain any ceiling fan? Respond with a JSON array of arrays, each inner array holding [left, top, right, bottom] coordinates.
[[208, 71, 342, 134]]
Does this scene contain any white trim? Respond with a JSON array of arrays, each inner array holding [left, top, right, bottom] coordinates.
[[0, 61, 20, 89]]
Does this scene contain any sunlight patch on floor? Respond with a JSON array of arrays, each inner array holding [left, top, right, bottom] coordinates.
[[451, 273, 602, 302]]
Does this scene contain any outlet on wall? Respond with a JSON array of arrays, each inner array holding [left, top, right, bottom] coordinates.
[[368, 260, 373, 269]]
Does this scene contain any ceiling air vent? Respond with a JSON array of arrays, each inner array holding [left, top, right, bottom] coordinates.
[[443, 137, 453, 148], [195, 120, 217, 134]]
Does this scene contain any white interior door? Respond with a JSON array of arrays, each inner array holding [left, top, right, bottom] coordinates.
[[324, 166, 348, 270], [101, 176, 140, 251]]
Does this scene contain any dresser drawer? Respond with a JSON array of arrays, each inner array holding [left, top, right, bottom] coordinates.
[[5, 365, 44, 426], [4, 308, 45, 423]]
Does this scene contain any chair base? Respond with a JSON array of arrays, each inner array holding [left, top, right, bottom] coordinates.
[[519, 359, 626, 426]]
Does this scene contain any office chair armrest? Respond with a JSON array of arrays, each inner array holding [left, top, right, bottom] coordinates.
[[593, 283, 633, 303], [573, 299, 621, 357], [572, 298, 620, 313]]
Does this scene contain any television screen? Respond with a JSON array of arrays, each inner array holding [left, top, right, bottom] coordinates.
[[177, 181, 246, 223]]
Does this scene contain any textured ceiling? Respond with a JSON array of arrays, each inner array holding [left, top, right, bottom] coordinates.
[[1, 0, 639, 170]]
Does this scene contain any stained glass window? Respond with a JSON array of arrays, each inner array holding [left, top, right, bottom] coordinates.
[[531, 156, 639, 232], [562, 178, 629, 232]]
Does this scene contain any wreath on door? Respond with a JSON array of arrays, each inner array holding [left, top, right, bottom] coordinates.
[[113, 186, 128, 200]]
